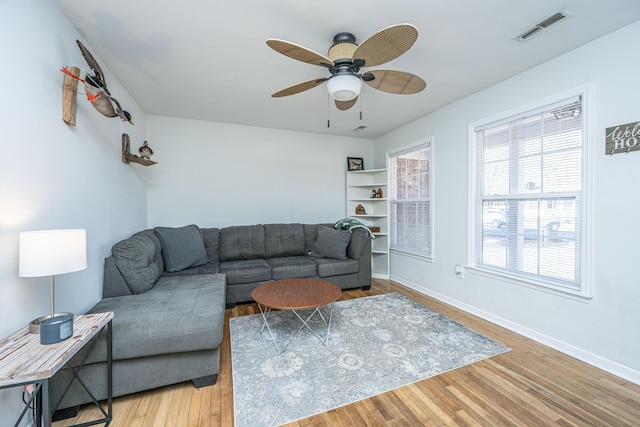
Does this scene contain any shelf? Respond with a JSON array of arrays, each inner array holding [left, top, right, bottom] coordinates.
[[348, 168, 387, 174], [347, 183, 387, 188], [122, 133, 157, 166], [346, 169, 389, 278]]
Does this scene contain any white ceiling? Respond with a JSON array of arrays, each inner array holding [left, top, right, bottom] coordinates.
[[54, 0, 640, 139]]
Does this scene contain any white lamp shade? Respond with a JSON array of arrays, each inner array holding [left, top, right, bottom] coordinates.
[[19, 229, 87, 277], [326, 74, 362, 101]]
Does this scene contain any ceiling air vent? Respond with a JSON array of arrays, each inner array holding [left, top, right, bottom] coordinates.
[[513, 10, 569, 41]]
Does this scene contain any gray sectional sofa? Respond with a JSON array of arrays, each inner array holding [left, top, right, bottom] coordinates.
[[204, 222, 372, 304], [50, 222, 371, 412]]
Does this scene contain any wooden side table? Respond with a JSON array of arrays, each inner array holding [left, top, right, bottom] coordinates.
[[0, 311, 114, 427]]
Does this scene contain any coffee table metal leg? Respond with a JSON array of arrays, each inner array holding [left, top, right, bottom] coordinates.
[[292, 301, 335, 345], [257, 303, 283, 353], [258, 304, 273, 333], [258, 302, 336, 354], [325, 301, 335, 345]]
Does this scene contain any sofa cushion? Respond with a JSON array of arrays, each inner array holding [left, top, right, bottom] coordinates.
[[264, 223, 306, 258], [309, 226, 351, 260], [347, 228, 369, 260], [201, 227, 220, 264], [162, 262, 219, 277], [219, 259, 271, 284], [87, 273, 226, 361], [267, 256, 317, 280], [313, 258, 359, 277], [219, 225, 266, 261], [111, 230, 164, 294], [154, 225, 209, 273]]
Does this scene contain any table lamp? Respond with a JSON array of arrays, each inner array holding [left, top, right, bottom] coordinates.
[[19, 229, 87, 335]]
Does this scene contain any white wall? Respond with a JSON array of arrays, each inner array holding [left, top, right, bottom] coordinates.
[[374, 21, 640, 383], [146, 116, 373, 228], [0, 1, 148, 425]]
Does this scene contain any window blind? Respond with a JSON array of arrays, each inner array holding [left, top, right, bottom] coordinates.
[[390, 143, 432, 256], [475, 96, 583, 291]]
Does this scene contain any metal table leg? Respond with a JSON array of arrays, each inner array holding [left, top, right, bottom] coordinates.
[[258, 302, 336, 354]]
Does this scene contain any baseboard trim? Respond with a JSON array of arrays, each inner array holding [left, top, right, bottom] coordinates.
[[390, 275, 640, 386]]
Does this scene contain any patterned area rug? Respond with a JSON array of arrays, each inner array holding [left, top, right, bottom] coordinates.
[[230, 292, 509, 427]]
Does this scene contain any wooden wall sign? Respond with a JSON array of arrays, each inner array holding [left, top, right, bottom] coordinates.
[[605, 120, 640, 155]]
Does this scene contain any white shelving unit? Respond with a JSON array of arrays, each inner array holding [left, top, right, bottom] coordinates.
[[346, 169, 389, 278]]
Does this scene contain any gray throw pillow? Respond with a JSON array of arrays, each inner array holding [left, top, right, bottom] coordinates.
[[154, 225, 209, 272], [111, 231, 164, 294], [309, 226, 351, 260]]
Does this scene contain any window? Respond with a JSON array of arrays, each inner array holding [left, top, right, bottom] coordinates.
[[471, 91, 590, 297], [389, 140, 432, 257]]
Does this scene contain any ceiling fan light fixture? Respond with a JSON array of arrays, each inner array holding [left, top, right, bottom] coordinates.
[[327, 74, 362, 101]]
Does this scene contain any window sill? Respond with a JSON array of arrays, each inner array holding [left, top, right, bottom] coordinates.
[[390, 247, 433, 262], [467, 266, 592, 303]]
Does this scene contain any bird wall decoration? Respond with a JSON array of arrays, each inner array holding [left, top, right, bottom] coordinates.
[[138, 141, 154, 160], [60, 40, 134, 124]]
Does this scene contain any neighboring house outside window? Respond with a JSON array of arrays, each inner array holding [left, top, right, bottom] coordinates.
[[389, 139, 433, 258], [470, 88, 591, 298]]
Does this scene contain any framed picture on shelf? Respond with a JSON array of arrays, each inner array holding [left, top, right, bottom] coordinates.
[[347, 157, 364, 171]]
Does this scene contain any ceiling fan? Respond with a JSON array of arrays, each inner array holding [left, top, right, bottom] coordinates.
[[267, 23, 427, 111]]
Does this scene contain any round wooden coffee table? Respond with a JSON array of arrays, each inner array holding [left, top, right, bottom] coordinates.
[[251, 278, 342, 353]]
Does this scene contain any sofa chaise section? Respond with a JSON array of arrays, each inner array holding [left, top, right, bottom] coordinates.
[[50, 229, 226, 411]]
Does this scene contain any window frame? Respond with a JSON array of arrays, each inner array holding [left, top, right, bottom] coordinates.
[[467, 86, 593, 300], [388, 138, 434, 260]]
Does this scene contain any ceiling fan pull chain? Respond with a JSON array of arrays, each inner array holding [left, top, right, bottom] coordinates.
[[327, 94, 331, 128]]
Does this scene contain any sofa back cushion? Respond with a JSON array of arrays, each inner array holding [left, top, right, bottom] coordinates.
[[111, 230, 164, 294], [219, 225, 266, 261], [200, 227, 220, 264], [264, 223, 306, 258], [154, 225, 209, 273], [347, 228, 370, 260]]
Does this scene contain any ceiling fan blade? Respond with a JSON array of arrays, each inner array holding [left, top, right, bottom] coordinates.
[[365, 69, 426, 94], [335, 98, 358, 111], [272, 78, 327, 98], [353, 24, 419, 67], [267, 39, 333, 67]]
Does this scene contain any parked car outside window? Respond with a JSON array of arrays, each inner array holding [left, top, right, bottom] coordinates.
[[483, 209, 506, 228]]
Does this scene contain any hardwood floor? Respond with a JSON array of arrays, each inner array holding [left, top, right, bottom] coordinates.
[[55, 279, 640, 426]]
